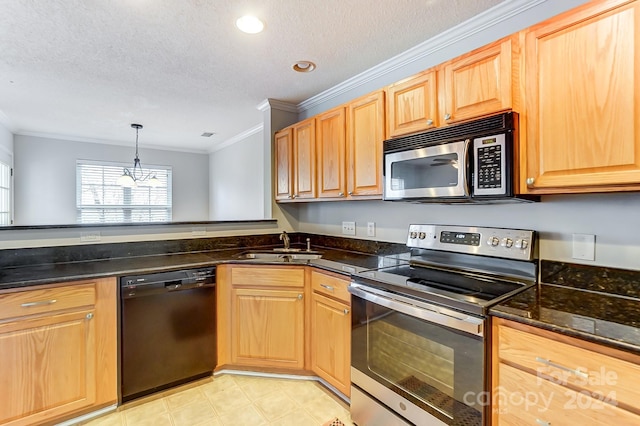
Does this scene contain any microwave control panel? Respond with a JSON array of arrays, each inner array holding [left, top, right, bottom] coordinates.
[[473, 133, 507, 196]]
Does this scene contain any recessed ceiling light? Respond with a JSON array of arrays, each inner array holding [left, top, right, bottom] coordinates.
[[236, 15, 264, 34], [292, 61, 316, 73]]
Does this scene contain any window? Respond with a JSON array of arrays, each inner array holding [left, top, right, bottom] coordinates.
[[76, 160, 172, 224], [0, 161, 11, 225]]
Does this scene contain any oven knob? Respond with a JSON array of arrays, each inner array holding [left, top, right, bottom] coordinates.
[[501, 238, 514, 248], [487, 236, 500, 247], [418, 232, 426, 239], [515, 239, 529, 249], [410, 231, 418, 239]]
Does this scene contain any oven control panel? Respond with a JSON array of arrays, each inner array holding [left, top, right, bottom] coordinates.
[[407, 224, 535, 260]]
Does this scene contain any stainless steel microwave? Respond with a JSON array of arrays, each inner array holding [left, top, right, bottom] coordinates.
[[383, 112, 538, 203]]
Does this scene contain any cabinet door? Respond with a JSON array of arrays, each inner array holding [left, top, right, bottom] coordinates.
[[441, 36, 515, 124], [231, 288, 305, 369], [311, 292, 351, 397], [293, 118, 317, 200], [347, 90, 385, 197], [386, 69, 438, 137], [523, 0, 640, 193], [0, 309, 96, 426], [316, 107, 347, 198], [274, 128, 293, 201]]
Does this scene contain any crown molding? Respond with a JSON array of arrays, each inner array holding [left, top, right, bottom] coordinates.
[[0, 110, 17, 133], [297, 0, 548, 112], [257, 98, 298, 113], [209, 123, 263, 153], [16, 131, 209, 154]]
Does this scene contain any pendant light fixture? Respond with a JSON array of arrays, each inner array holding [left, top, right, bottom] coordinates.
[[117, 123, 160, 187]]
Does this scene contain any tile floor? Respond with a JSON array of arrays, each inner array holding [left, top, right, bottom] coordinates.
[[82, 373, 353, 426]]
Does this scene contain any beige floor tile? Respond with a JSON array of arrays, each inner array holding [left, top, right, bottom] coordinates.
[[268, 410, 319, 426], [205, 374, 239, 394], [123, 412, 172, 426], [82, 411, 124, 426], [237, 377, 282, 401], [281, 380, 331, 405], [207, 386, 252, 417], [252, 391, 298, 421], [170, 400, 218, 426], [164, 385, 208, 410], [217, 405, 268, 426], [122, 398, 168, 424], [302, 394, 351, 424]]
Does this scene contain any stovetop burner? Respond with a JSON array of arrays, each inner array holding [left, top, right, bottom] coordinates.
[[351, 224, 537, 316]]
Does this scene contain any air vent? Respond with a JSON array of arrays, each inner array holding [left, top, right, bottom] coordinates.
[[384, 112, 515, 153], [201, 132, 215, 137]]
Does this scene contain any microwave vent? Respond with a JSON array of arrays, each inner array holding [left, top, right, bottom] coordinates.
[[384, 112, 514, 153]]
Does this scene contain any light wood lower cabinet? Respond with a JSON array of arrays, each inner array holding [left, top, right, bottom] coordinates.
[[310, 270, 351, 397], [492, 317, 640, 425], [218, 264, 306, 370], [0, 278, 117, 426]]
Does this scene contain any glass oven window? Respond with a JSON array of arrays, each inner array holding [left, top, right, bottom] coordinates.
[[390, 153, 459, 190], [352, 297, 484, 425]]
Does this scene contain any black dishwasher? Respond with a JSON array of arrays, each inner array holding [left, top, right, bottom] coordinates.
[[119, 267, 216, 403]]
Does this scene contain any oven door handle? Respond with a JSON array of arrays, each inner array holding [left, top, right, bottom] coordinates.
[[349, 282, 484, 337]]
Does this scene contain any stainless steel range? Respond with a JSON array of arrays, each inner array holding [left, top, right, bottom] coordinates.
[[349, 224, 537, 426]]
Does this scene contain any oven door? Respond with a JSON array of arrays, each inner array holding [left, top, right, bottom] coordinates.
[[349, 282, 485, 426], [383, 140, 470, 200]]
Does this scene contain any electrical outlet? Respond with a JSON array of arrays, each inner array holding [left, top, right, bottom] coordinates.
[[367, 222, 375, 237], [80, 231, 101, 242], [191, 227, 206, 236], [342, 221, 356, 235], [572, 233, 595, 261]]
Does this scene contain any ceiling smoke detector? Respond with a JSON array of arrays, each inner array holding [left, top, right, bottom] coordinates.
[[292, 61, 316, 73]]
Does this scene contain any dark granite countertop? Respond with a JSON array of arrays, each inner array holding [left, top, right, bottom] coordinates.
[[490, 260, 640, 355], [0, 245, 409, 291]]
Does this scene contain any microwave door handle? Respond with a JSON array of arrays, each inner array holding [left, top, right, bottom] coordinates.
[[463, 139, 471, 197], [348, 283, 483, 336]]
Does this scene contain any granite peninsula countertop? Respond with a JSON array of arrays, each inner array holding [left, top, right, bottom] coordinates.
[[490, 260, 640, 354], [0, 245, 409, 291]]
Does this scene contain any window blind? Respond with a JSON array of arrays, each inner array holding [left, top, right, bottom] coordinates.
[[76, 160, 172, 224]]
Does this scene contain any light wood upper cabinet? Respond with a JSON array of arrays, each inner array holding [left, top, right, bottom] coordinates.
[[347, 90, 385, 197], [441, 35, 517, 125], [492, 318, 640, 425], [386, 69, 438, 137], [293, 118, 317, 200], [0, 278, 116, 426], [316, 106, 347, 198], [274, 128, 293, 201], [522, 0, 640, 193]]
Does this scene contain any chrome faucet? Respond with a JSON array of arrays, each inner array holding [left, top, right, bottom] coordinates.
[[279, 231, 290, 250]]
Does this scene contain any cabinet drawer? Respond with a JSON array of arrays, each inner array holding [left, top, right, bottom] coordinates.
[[311, 271, 351, 304], [499, 325, 640, 410], [230, 266, 304, 288], [498, 363, 640, 426], [0, 283, 96, 321]]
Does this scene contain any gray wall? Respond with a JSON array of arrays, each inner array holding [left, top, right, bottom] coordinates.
[[13, 134, 209, 225], [209, 130, 265, 220]]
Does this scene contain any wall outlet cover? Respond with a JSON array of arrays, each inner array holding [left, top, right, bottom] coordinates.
[[80, 231, 101, 242], [342, 221, 356, 235], [367, 222, 375, 237], [572, 233, 595, 261]]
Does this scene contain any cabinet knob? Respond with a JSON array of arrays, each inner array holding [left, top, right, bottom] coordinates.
[[526, 177, 535, 186], [426, 119, 433, 125], [444, 113, 451, 120], [348, 191, 353, 195], [343, 309, 350, 315], [86, 312, 94, 320], [535, 420, 550, 426], [292, 194, 297, 199], [297, 294, 303, 300], [338, 192, 344, 197]]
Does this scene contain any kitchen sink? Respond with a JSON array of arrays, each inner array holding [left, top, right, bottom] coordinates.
[[239, 251, 323, 260]]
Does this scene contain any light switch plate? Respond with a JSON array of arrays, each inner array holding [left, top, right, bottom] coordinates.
[[342, 221, 356, 235], [367, 222, 375, 237], [572, 233, 595, 261]]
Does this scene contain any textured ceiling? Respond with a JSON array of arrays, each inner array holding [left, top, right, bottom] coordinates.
[[0, 0, 503, 152]]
